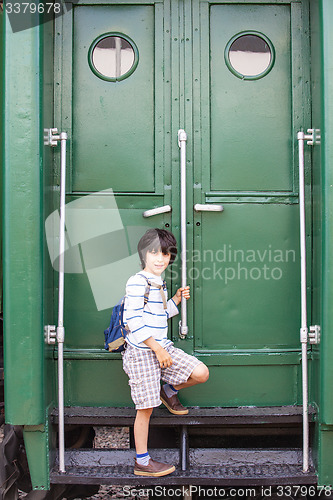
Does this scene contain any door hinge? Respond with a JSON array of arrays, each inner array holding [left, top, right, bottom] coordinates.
[[309, 325, 321, 344], [44, 325, 56, 345]]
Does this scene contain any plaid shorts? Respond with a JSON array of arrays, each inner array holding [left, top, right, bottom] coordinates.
[[122, 343, 202, 409]]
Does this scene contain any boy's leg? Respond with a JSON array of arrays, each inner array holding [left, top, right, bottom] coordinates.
[[173, 362, 209, 391], [133, 407, 176, 477], [161, 361, 209, 415], [123, 345, 175, 476], [134, 408, 153, 454]]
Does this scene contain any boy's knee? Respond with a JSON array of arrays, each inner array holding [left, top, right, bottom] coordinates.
[[200, 364, 210, 383], [137, 407, 153, 417], [193, 363, 209, 383]]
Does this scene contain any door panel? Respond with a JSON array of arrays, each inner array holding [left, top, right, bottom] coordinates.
[[193, 2, 306, 356], [210, 4, 292, 191], [194, 204, 300, 350], [72, 5, 155, 192]]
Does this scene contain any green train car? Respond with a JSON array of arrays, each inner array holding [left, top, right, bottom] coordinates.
[[2, 0, 333, 496]]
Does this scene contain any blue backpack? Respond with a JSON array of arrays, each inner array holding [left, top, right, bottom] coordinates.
[[104, 276, 153, 353]]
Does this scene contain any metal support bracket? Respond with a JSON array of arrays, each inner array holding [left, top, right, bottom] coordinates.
[[57, 326, 65, 344], [178, 129, 187, 147], [297, 128, 321, 146], [306, 128, 321, 146], [300, 327, 308, 344], [44, 128, 68, 146], [44, 325, 56, 345], [309, 325, 321, 345], [179, 321, 189, 338]]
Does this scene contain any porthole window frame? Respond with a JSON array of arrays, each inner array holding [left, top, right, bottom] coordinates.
[[224, 31, 275, 81], [88, 32, 139, 82]]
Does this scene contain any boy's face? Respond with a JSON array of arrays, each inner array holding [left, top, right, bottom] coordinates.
[[144, 248, 171, 276]]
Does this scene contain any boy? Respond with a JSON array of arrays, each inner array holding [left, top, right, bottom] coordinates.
[[122, 228, 209, 477]]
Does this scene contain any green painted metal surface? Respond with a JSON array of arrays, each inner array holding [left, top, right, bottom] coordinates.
[[7, 0, 333, 489], [3, 9, 56, 489], [41, 16, 57, 414], [23, 423, 50, 490], [318, 426, 333, 487], [0, 9, 2, 314], [314, 0, 333, 487], [70, 4, 156, 193], [320, 0, 333, 427], [55, 0, 175, 407], [61, 351, 302, 407], [309, 0, 322, 477], [192, 0, 308, 360], [63, 210, 157, 349], [195, 204, 301, 350], [42, 17, 57, 491], [0, 10, 4, 313], [3, 16, 44, 424], [210, 4, 292, 191], [52, 0, 311, 409]]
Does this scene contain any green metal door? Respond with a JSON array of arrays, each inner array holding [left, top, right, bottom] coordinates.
[[55, 1, 177, 406], [186, 1, 309, 407], [55, 0, 310, 407]]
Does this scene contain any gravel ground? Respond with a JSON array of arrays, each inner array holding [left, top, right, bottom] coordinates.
[[0, 424, 149, 500]]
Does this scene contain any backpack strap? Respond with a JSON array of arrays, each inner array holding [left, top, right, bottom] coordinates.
[[137, 274, 168, 310], [149, 281, 167, 310], [119, 297, 130, 332], [137, 274, 151, 306]]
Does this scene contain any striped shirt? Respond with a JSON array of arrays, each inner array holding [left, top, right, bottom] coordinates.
[[123, 271, 179, 350]]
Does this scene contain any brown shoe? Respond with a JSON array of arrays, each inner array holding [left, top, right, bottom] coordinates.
[[134, 458, 175, 477], [160, 386, 189, 415]]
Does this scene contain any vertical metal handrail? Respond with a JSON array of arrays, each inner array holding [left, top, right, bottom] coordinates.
[[178, 129, 188, 338], [57, 131, 68, 473], [297, 130, 311, 473], [44, 128, 68, 473]]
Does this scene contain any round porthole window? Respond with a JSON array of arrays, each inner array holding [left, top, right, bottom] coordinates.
[[89, 33, 139, 82], [225, 32, 275, 80]]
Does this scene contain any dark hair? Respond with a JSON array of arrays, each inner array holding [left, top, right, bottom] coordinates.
[[137, 228, 177, 269]]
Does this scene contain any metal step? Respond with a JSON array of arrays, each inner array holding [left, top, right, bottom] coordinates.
[[50, 448, 317, 486], [51, 405, 316, 427]]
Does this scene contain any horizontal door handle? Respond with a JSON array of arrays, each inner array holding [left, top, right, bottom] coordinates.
[[194, 203, 224, 212], [143, 205, 172, 218]]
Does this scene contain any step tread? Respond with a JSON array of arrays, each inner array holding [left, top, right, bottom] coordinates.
[[50, 448, 316, 486], [51, 405, 316, 426]]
